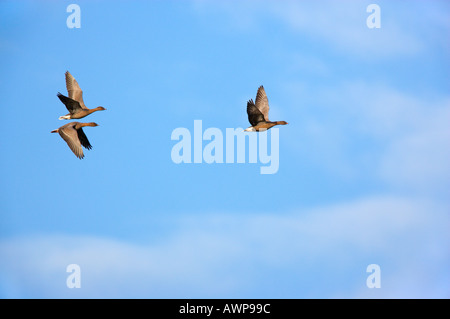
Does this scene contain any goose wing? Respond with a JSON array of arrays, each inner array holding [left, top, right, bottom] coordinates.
[[254, 85, 270, 121], [57, 93, 83, 114], [76, 127, 92, 150], [247, 99, 265, 126], [65, 71, 87, 109], [58, 123, 84, 159]]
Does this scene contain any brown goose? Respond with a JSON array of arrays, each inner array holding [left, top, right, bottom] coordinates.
[[244, 85, 288, 132], [57, 71, 106, 120], [51, 122, 98, 159]]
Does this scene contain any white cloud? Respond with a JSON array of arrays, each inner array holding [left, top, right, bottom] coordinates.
[[272, 1, 425, 57], [192, 0, 448, 58], [284, 79, 450, 192], [1, 196, 448, 298], [345, 85, 450, 192], [380, 103, 450, 192]]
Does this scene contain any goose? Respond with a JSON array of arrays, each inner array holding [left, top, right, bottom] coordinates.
[[57, 71, 106, 120], [245, 85, 288, 132], [51, 122, 98, 159]]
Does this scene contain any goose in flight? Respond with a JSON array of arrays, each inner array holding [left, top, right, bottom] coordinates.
[[245, 85, 288, 132], [51, 122, 98, 159], [57, 71, 106, 120]]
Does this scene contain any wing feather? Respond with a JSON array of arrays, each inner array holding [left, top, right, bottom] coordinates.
[[57, 92, 83, 114], [58, 124, 84, 159], [254, 85, 270, 121], [247, 99, 265, 126], [77, 127, 92, 150], [65, 71, 87, 109]]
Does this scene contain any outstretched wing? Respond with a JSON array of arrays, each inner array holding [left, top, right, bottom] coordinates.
[[57, 92, 83, 114], [76, 127, 92, 150], [65, 71, 87, 109], [247, 99, 265, 126], [58, 124, 84, 159], [254, 85, 270, 121]]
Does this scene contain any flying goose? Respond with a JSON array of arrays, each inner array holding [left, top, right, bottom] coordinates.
[[245, 85, 288, 132], [51, 122, 98, 159], [57, 71, 106, 120]]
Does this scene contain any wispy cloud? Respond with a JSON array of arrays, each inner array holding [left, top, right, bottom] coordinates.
[[192, 0, 450, 59], [270, 1, 425, 58], [1, 196, 448, 298], [283, 79, 450, 192]]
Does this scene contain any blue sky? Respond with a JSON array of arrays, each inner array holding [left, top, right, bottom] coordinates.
[[0, 0, 449, 298]]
